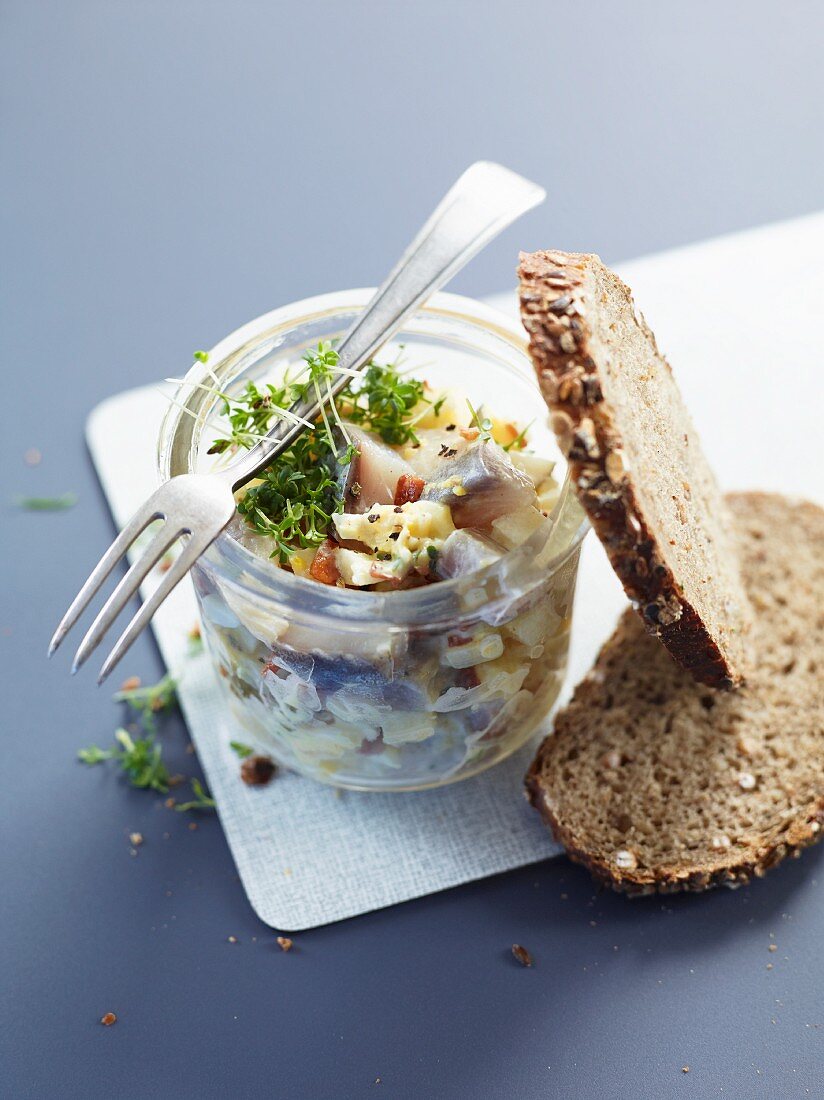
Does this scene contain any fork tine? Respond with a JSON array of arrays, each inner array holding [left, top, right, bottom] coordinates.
[[96, 532, 215, 684], [70, 524, 185, 674], [48, 504, 163, 657]]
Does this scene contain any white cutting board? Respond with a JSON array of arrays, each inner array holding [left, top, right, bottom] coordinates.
[[87, 211, 824, 930]]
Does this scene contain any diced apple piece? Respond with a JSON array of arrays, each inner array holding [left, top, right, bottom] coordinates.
[[491, 506, 551, 550]]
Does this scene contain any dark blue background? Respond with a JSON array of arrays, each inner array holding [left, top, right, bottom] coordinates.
[[2, 3, 822, 1097]]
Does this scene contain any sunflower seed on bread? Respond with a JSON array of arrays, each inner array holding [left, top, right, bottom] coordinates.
[[526, 492, 824, 895], [518, 250, 751, 688]]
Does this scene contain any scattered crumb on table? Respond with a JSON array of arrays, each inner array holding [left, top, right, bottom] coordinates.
[[511, 944, 533, 967]]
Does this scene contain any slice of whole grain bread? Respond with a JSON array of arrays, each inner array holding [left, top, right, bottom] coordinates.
[[519, 250, 751, 688], [526, 492, 824, 894]]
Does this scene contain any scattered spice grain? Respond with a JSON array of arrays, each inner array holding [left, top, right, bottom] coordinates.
[[511, 944, 533, 967]]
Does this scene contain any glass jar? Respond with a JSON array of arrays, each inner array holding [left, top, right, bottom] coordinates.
[[158, 289, 588, 791]]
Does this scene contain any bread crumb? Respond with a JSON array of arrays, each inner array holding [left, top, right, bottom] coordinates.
[[768, 944, 777, 953], [511, 944, 533, 967], [240, 755, 278, 787], [120, 676, 141, 692], [164, 797, 175, 809], [100, 1012, 117, 1027], [227, 935, 238, 944], [188, 822, 198, 831], [277, 936, 293, 952], [128, 832, 143, 847], [681, 1066, 689, 1074]]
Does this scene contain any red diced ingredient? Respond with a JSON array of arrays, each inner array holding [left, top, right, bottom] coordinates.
[[394, 474, 425, 506], [447, 633, 471, 647], [309, 539, 341, 585], [456, 667, 480, 689]]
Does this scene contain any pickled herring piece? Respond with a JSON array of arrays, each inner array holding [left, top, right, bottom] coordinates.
[[336, 422, 416, 513], [421, 440, 536, 528]]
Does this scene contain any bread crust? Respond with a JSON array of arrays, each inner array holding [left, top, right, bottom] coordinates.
[[518, 250, 741, 689], [524, 492, 824, 895]]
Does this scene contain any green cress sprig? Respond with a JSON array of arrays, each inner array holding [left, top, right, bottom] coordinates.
[[78, 728, 171, 793], [208, 343, 442, 562]]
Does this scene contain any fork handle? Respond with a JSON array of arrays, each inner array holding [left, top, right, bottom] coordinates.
[[222, 161, 545, 489]]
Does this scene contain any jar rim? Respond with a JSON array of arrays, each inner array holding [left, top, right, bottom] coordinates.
[[157, 288, 589, 620]]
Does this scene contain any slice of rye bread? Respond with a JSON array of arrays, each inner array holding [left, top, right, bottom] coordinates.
[[526, 492, 824, 895], [518, 250, 751, 688]]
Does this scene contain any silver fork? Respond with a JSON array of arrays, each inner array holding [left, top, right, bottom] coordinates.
[[49, 161, 545, 683]]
